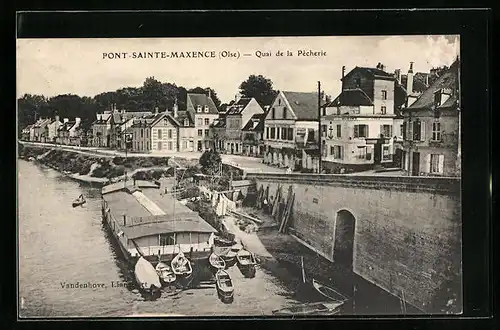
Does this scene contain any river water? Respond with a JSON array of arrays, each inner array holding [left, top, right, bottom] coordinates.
[[18, 160, 303, 318]]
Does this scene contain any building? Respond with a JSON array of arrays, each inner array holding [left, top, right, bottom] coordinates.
[[129, 112, 180, 153], [321, 63, 407, 173], [209, 114, 227, 153], [109, 108, 152, 150], [186, 93, 219, 152], [241, 113, 266, 157], [401, 58, 460, 177], [47, 115, 63, 143], [170, 100, 197, 152], [55, 118, 71, 145], [21, 124, 34, 141], [92, 110, 112, 147], [32, 118, 52, 142], [223, 97, 264, 154], [263, 91, 322, 172]]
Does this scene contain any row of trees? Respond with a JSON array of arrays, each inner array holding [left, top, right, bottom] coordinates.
[[17, 74, 280, 134]]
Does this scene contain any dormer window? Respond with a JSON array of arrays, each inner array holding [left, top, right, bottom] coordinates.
[[197, 105, 202, 113], [204, 105, 209, 113], [184, 119, 189, 126], [355, 78, 361, 87], [434, 90, 442, 107], [283, 107, 287, 119], [278, 99, 281, 106]]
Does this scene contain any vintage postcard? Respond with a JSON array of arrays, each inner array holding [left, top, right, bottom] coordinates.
[[17, 36, 461, 318]]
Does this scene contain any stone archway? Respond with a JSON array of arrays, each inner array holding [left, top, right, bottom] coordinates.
[[333, 209, 356, 270]]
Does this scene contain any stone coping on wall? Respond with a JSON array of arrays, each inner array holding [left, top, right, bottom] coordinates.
[[246, 173, 461, 195]]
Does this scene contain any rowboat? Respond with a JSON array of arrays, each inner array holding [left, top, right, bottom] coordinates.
[[236, 249, 257, 278], [155, 262, 176, 285], [312, 279, 348, 302], [134, 257, 162, 299], [224, 243, 243, 268], [72, 197, 86, 207], [171, 250, 193, 277], [272, 302, 344, 316], [214, 235, 236, 247], [215, 269, 234, 303], [208, 252, 226, 272]]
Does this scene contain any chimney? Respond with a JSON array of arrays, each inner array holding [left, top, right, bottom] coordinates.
[[173, 98, 178, 118], [63, 118, 69, 123], [407, 62, 414, 94], [207, 89, 211, 99], [341, 66, 345, 79], [425, 73, 429, 86], [121, 109, 125, 114], [155, 106, 159, 114], [55, 115, 60, 123], [394, 69, 401, 83], [75, 117, 81, 125]]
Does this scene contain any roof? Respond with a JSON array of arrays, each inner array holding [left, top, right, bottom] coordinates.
[[400, 72, 432, 94], [102, 180, 157, 195], [242, 113, 266, 131], [187, 93, 219, 115], [282, 91, 322, 121], [406, 59, 459, 111], [23, 124, 34, 132], [226, 98, 252, 115], [211, 118, 226, 128], [33, 118, 52, 128], [102, 183, 216, 239], [342, 66, 396, 82], [328, 88, 373, 107], [175, 111, 195, 127]]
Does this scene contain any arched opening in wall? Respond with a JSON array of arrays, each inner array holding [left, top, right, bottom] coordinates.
[[333, 210, 356, 271]]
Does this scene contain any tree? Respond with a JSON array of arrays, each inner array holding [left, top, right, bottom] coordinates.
[[17, 94, 48, 133], [199, 149, 222, 177], [239, 74, 278, 107]]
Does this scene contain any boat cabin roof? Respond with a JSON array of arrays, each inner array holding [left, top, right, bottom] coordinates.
[[102, 182, 217, 239]]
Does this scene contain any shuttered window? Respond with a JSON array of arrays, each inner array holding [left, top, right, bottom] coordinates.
[[429, 154, 445, 173]]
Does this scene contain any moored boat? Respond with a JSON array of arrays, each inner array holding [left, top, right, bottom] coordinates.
[[214, 235, 236, 247], [155, 261, 177, 286], [208, 252, 226, 272], [312, 279, 349, 303], [72, 196, 86, 207], [221, 243, 242, 269], [215, 269, 234, 303], [171, 250, 193, 277], [272, 302, 344, 316], [134, 256, 162, 299], [236, 249, 257, 278]]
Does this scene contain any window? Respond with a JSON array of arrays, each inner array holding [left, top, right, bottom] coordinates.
[[432, 122, 441, 141], [381, 106, 387, 114], [283, 107, 287, 119], [381, 90, 387, 100], [266, 127, 270, 139], [336, 124, 341, 138], [159, 233, 175, 246], [354, 124, 368, 138], [198, 129, 203, 137], [381, 124, 392, 138], [168, 141, 172, 150], [157, 142, 162, 150], [402, 122, 407, 140], [321, 125, 327, 137], [197, 105, 202, 113], [168, 129, 172, 139], [272, 108, 276, 119], [158, 129, 162, 139], [197, 118, 203, 126], [412, 119, 422, 141], [183, 141, 187, 149], [434, 91, 442, 107], [204, 118, 210, 125], [332, 145, 343, 159], [204, 105, 209, 113], [400, 124, 404, 137], [276, 127, 281, 139], [184, 119, 189, 126], [270, 127, 276, 139], [235, 144, 239, 152], [357, 146, 367, 159], [287, 128, 294, 140], [204, 129, 209, 136], [282, 127, 287, 140], [278, 99, 281, 105], [383, 146, 391, 160], [355, 78, 361, 87], [430, 154, 444, 173], [146, 129, 149, 138], [322, 107, 326, 116], [140, 129, 143, 138]]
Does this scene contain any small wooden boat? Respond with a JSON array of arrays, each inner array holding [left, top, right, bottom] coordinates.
[[272, 302, 344, 316], [134, 257, 162, 298], [208, 252, 226, 272], [171, 250, 193, 277], [214, 235, 236, 247], [222, 243, 242, 269], [312, 279, 348, 302], [215, 269, 234, 303], [155, 262, 177, 285], [72, 196, 86, 207], [236, 249, 257, 278]]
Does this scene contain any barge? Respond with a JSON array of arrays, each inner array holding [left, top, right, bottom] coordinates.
[[101, 180, 217, 278]]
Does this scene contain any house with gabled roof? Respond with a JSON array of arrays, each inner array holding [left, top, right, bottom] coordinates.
[[186, 93, 219, 152], [223, 97, 264, 155], [241, 112, 266, 157], [320, 63, 407, 173], [129, 111, 181, 153], [401, 58, 460, 177], [32, 118, 52, 142], [263, 90, 323, 172], [209, 114, 227, 153], [21, 124, 34, 141], [47, 115, 63, 143]]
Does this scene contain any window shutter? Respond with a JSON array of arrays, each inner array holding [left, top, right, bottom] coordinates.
[[408, 122, 413, 141], [438, 155, 445, 173], [354, 125, 359, 138], [390, 125, 393, 137], [380, 125, 384, 137], [366, 125, 369, 138], [402, 122, 407, 140], [420, 122, 426, 141], [426, 154, 431, 173]]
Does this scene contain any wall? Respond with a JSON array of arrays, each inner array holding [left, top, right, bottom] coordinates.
[[373, 79, 395, 115], [151, 116, 178, 152], [248, 173, 461, 313]]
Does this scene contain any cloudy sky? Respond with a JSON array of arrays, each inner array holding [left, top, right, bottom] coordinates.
[[17, 35, 459, 104]]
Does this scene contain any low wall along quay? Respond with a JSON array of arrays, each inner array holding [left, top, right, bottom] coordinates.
[[246, 173, 461, 313]]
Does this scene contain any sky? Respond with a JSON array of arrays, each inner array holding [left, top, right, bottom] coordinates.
[[17, 35, 459, 104]]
